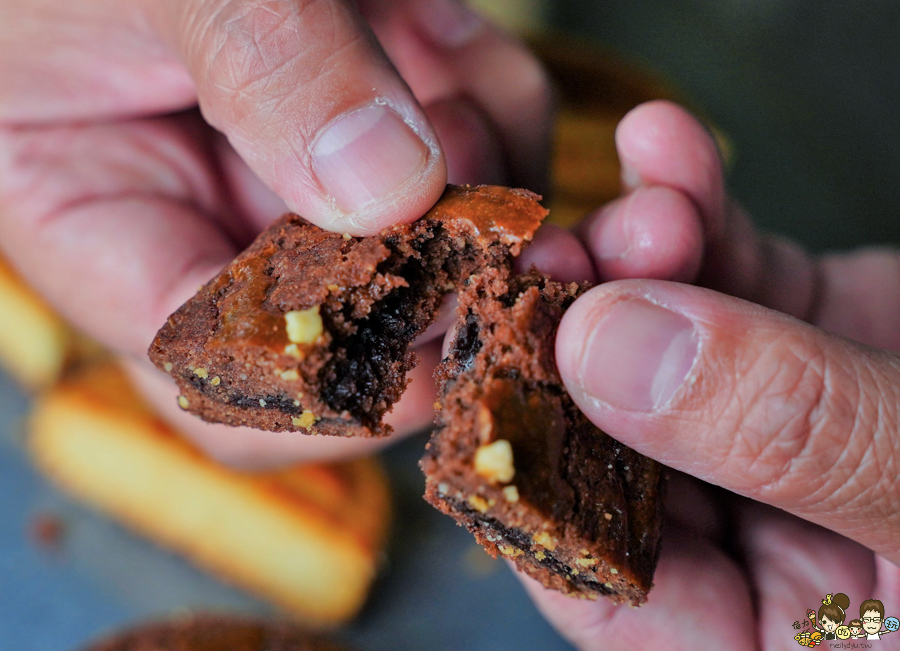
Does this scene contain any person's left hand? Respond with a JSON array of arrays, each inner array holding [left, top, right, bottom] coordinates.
[[0, 0, 591, 465], [521, 101, 900, 650]]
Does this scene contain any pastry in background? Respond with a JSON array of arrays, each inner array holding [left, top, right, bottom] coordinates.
[[0, 256, 101, 390], [82, 613, 349, 651], [29, 363, 391, 626]]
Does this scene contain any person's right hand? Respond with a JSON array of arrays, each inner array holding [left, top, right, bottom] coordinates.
[[523, 100, 900, 650], [0, 0, 558, 465]]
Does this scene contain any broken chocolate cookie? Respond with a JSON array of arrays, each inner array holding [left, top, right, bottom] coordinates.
[[422, 270, 665, 605], [149, 185, 546, 437]]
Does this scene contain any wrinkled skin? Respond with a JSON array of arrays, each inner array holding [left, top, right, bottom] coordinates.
[[527, 101, 900, 651]]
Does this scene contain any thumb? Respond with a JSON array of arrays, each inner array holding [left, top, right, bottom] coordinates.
[[153, 0, 446, 234], [557, 280, 900, 563]]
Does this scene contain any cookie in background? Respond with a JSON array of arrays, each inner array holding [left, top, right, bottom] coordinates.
[[82, 613, 350, 651]]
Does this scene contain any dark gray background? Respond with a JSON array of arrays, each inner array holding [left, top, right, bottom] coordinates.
[[2, 2, 899, 649], [554, 0, 900, 252]]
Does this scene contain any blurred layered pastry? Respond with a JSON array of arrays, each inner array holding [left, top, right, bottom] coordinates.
[[83, 613, 349, 651], [0, 256, 101, 390], [28, 363, 390, 626]]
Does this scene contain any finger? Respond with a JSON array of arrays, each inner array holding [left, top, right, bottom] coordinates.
[[585, 146, 900, 347], [0, 116, 237, 356], [615, 100, 726, 241], [611, 101, 823, 319], [213, 81, 507, 235], [874, 555, 900, 618], [816, 248, 900, 353], [580, 186, 704, 283], [556, 279, 900, 562], [151, 0, 447, 235], [363, 0, 553, 192], [736, 501, 876, 647], [213, 132, 289, 236], [514, 224, 597, 284], [213, 91, 511, 232], [122, 339, 440, 466], [518, 527, 755, 651]]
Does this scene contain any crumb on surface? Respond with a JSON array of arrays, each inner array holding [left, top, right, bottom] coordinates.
[[30, 512, 66, 552]]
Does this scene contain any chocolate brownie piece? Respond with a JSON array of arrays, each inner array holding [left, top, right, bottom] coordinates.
[[421, 270, 665, 605], [150, 185, 546, 437], [83, 614, 347, 651]]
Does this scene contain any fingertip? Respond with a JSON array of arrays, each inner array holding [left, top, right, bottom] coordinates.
[[555, 283, 617, 400], [514, 224, 597, 284], [175, 0, 449, 236], [305, 103, 448, 235], [615, 100, 725, 237], [583, 186, 705, 283]]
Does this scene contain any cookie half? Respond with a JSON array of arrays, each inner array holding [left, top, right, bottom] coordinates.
[[422, 271, 665, 605], [150, 185, 546, 437]]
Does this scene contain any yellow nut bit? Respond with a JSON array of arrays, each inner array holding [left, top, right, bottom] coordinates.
[[532, 531, 557, 551], [291, 410, 317, 429], [284, 306, 323, 345], [474, 439, 515, 484], [466, 494, 490, 513], [498, 545, 523, 558]]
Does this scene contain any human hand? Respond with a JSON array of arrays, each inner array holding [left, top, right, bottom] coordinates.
[[0, 0, 567, 465], [524, 101, 900, 649]]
